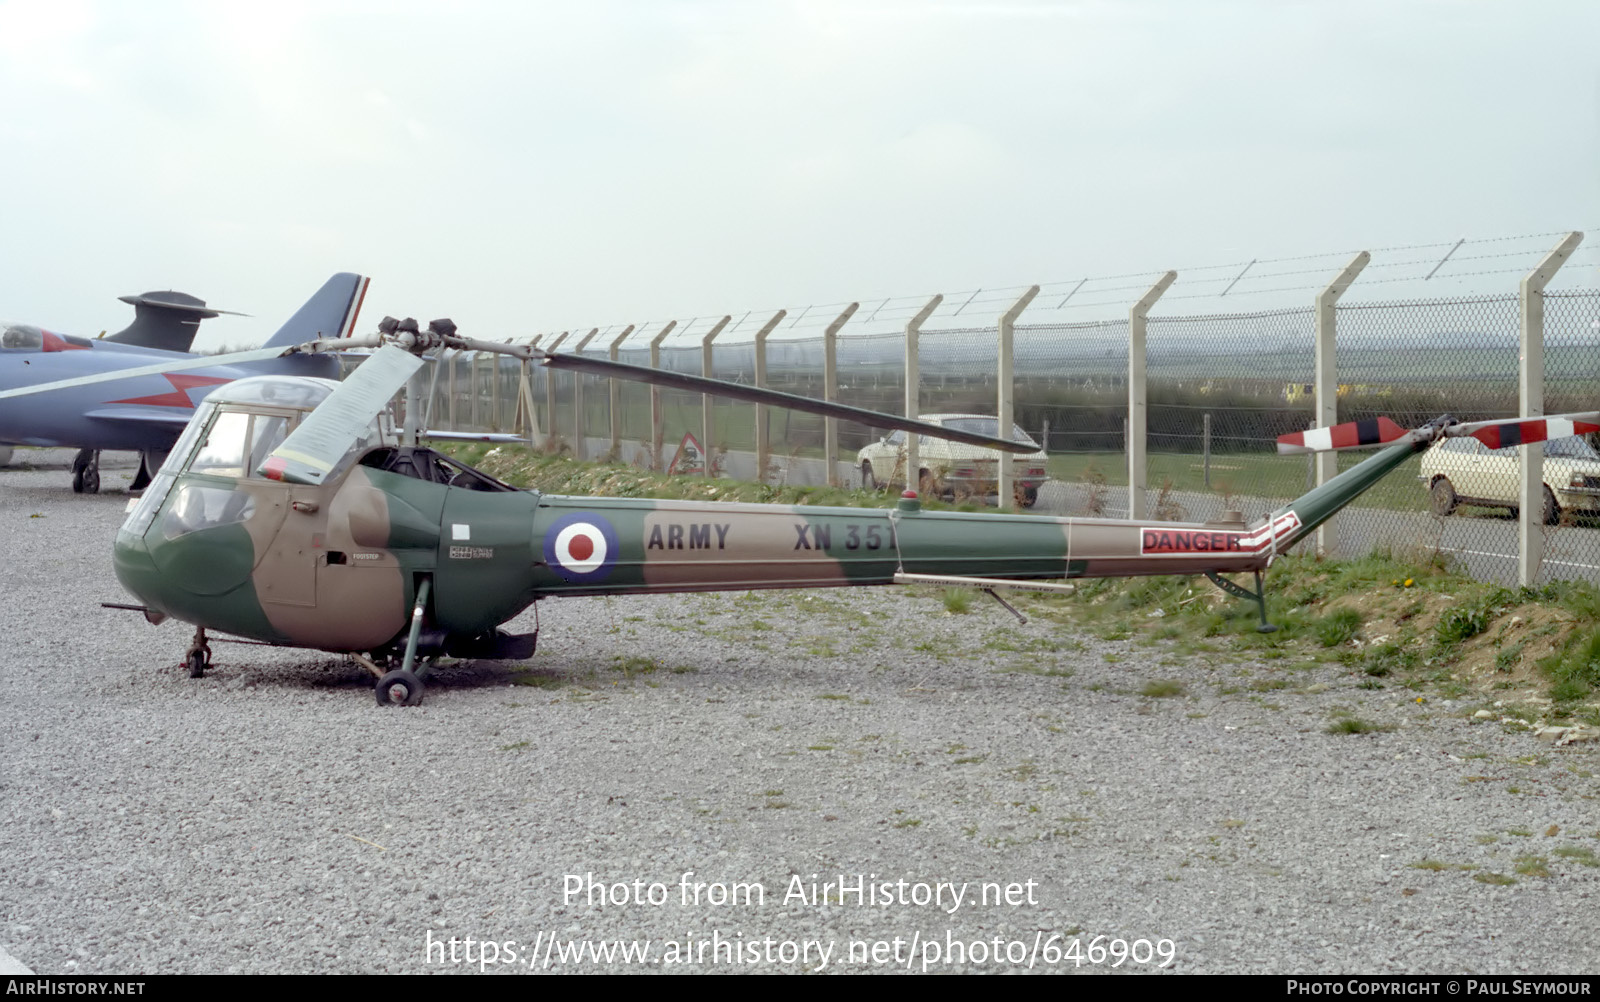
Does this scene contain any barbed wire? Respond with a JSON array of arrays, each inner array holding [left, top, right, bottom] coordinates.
[[535, 228, 1594, 347]]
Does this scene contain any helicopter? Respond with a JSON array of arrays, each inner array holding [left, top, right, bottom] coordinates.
[[8, 315, 1595, 707]]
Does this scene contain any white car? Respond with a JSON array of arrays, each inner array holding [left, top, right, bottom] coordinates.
[[856, 413, 1048, 507], [1420, 434, 1600, 524]]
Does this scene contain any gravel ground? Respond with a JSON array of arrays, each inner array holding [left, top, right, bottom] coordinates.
[[2, 452, 1599, 975]]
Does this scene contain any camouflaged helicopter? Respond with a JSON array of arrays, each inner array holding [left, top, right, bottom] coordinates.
[[6, 315, 1595, 707]]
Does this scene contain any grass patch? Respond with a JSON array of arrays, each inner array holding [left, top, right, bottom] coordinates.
[[1141, 679, 1186, 698], [1327, 717, 1390, 735], [1472, 872, 1517, 886], [1317, 608, 1364, 648]]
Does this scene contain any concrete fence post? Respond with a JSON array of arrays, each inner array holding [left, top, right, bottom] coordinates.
[[1313, 252, 1370, 555], [701, 315, 731, 477], [608, 325, 635, 459], [905, 295, 943, 492], [998, 286, 1039, 509], [1128, 272, 1177, 519], [1518, 231, 1584, 586], [570, 328, 599, 460], [543, 331, 570, 446], [753, 310, 785, 483], [649, 321, 677, 469], [822, 303, 860, 487]]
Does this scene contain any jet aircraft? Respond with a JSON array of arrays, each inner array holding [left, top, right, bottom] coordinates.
[[0, 274, 370, 492]]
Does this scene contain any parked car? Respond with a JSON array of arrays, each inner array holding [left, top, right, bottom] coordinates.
[[856, 413, 1048, 507], [1419, 434, 1600, 524]]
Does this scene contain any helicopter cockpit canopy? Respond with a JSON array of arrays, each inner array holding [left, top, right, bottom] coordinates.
[[121, 375, 396, 538]]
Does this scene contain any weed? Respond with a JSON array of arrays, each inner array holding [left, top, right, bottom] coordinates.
[[1472, 872, 1516, 885], [942, 589, 973, 615], [1538, 627, 1600, 703], [1514, 855, 1551, 877], [1327, 718, 1390, 735], [1141, 679, 1186, 698], [1317, 608, 1364, 648], [1552, 846, 1600, 867], [1495, 641, 1526, 673]]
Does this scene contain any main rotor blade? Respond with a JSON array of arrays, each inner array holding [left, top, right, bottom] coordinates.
[[1448, 413, 1600, 449], [256, 344, 423, 485], [0, 346, 288, 400], [541, 352, 1035, 454], [1276, 417, 1409, 454]]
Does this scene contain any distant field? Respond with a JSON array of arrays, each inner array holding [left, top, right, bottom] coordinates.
[[1046, 450, 1428, 513]]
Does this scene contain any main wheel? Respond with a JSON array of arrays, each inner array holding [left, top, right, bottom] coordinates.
[[375, 669, 424, 707], [1429, 477, 1458, 516], [861, 461, 878, 490], [186, 649, 208, 678], [1543, 485, 1561, 526], [82, 467, 100, 494]]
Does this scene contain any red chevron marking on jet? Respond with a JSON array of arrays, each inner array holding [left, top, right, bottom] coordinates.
[[109, 373, 233, 409]]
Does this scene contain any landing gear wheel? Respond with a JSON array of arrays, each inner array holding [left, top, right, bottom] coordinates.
[[71, 449, 101, 494], [184, 626, 211, 678], [1543, 485, 1561, 526], [861, 462, 878, 490], [375, 670, 424, 707], [1429, 477, 1458, 516]]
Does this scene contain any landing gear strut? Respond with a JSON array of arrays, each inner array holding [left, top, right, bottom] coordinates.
[[71, 449, 101, 494], [1205, 570, 1278, 633], [184, 626, 212, 678], [376, 577, 432, 707]]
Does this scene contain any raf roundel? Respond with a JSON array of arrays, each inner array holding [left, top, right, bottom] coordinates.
[[542, 512, 620, 583]]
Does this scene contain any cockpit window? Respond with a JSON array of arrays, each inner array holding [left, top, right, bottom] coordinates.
[[1, 325, 43, 350], [161, 485, 256, 540], [185, 410, 294, 479], [189, 411, 251, 477]]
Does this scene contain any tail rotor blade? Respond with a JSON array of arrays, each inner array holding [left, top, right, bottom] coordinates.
[[1277, 417, 1409, 454], [1450, 412, 1600, 450]]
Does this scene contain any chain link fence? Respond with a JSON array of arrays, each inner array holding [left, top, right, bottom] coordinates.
[[432, 234, 1598, 586]]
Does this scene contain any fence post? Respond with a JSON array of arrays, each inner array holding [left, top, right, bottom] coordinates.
[[700, 316, 731, 477], [822, 303, 860, 487], [753, 310, 785, 483], [447, 345, 458, 430], [905, 295, 943, 492], [1203, 412, 1211, 488], [1519, 231, 1584, 586], [1314, 252, 1370, 555], [649, 321, 677, 469], [1128, 272, 1177, 519], [470, 352, 482, 430], [998, 286, 1039, 508], [570, 328, 599, 460], [608, 325, 635, 460], [543, 331, 570, 446]]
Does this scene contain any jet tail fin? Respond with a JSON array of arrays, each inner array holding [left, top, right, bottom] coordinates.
[[104, 291, 246, 354], [262, 273, 370, 348]]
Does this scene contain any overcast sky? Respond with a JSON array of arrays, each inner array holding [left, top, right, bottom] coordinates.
[[2, 0, 1596, 350]]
